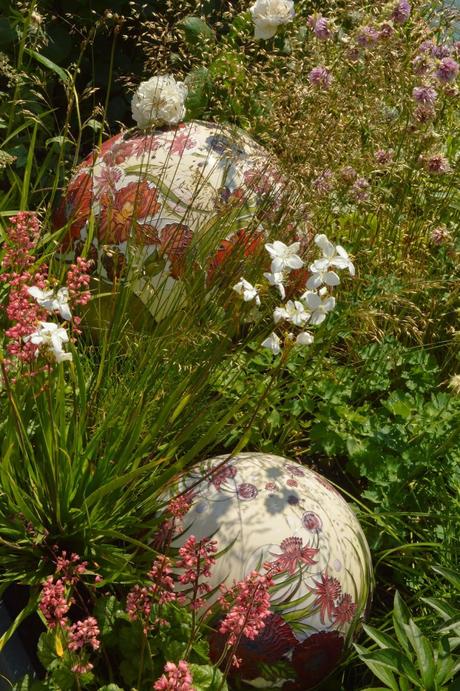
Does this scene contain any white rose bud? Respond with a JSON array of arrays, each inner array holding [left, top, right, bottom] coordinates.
[[131, 75, 188, 129], [249, 0, 295, 40]]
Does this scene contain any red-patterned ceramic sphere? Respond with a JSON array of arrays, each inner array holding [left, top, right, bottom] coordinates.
[[167, 452, 373, 689], [56, 121, 288, 320]]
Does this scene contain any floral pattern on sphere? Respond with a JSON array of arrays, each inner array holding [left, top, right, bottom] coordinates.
[[168, 452, 373, 689], [56, 121, 287, 320]]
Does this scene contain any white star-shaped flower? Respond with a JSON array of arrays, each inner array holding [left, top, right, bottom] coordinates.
[[301, 290, 336, 325], [273, 300, 310, 326], [263, 271, 286, 299], [261, 332, 281, 354], [24, 321, 72, 363], [314, 234, 355, 275], [233, 277, 261, 306], [306, 260, 340, 290], [296, 331, 314, 345], [265, 240, 304, 274], [28, 286, 72, 321]]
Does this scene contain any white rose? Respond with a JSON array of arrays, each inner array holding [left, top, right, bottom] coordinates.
[[249, 0, 295, 40], [131, 75, 188, 129]]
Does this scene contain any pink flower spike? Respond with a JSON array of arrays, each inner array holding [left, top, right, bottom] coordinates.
[[153, 660, 193, 690]]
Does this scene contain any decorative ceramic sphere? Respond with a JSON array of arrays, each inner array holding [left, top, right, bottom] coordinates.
[[56, 121, 287, 320], [172, 452, 373, 689]]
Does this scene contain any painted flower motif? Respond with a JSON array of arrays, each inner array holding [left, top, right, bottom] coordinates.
[[302, 511, 323, 532], [311, 572, 342, 624], [285, 464, 305, 477], [170, 131, 196, 155], [287, 495, 299, 505], [107, 135, 161, 165], [131, 75, 188, 128], [207, 229, 264, 283], [209, 463, 237, 491], [291, 631, 344, 689], [94, 164, 122, 197], [333, 593, 357, 626], [158, 223, 193, 278], [286, 479, 298, 487], [237, 483, 258, 500], [99, 181, 161, 244], [249, 0, 295, 41], [267, 537, 318, 575], [210, 613, 297, 680], [265, 482, 278, 491], [60, 171, 94, 240]]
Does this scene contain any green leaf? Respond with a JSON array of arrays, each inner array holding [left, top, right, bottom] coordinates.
[[185, 67, 212, 119], [0, 17, 16, 47], [354, 644, 399, 691], [178, 16, 215, 46], [362, 648, 421, 687], [363, 624, 399, 651], [435, 637, 455, 687], [432, 565, 460, 591], [189, 664, 228, 691], [392, 592, 411, 656], [406, 620, 435, 690], [24, 49, 70, 83], [37, 631, 58, 669], [97, 686, 125, 691]]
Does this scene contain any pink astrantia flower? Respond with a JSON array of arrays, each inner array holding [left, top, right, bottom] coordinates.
[[266, 537, 318, 575], [308, 66, 332, 89], [153, 660, 194, 691], [311, 572, 342, 624]]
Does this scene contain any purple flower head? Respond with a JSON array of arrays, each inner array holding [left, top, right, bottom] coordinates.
[[414, 104, 436, 123], [312, 168, 334, 194], [418, 39, 436, 55], [307, 14, 332, 40], [433, 44, 451, 59], [340, 166, 357, 183], [412, 85, 437, 104], [379, 22, 394, 39], [356, 25, 381, 47], [435, 57, 459, 83], [392, 0, 411, 25], [308, 65, 332, 89]]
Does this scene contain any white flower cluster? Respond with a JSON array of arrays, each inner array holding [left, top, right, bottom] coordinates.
[[249, 0, 295, 40], [24, 287, 73, 363], [232, 233, 355, 355], [131, 75, 188, 129]]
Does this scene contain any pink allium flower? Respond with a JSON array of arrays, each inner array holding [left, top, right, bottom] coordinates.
[[68, 616, 100, 652], [351, 177, 370, 202], [422, 154, 451, 174], [153, 660, 193, 691], [356, 26, 380, 47], [340, 166, 357, 183], [392, 0, 411, 25], [307, 14, 331, 40], [375, 149, 393, 164], [412, 85, 437, 104], [435, 57, 459, 83], [39, 576, 70, 628], [308, 65, 332, 89], [312, 168, 334, 194], [430, 226, 451, 245], [219, 571, 273, 647]]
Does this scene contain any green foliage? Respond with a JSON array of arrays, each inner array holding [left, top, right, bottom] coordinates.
[[356, 568, 460, 690]]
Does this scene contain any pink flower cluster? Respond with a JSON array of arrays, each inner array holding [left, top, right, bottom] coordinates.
[[126, 555, 178, 626], [68, 617, 100, 652], [39, 576, 71, 628], [153, 660, 193, 691], [66, 256, 93, 306], [177, 535, 218, 609], [55, 550, 88, 585], [168, 492, 193, 519], [218, 571, 273, 647]]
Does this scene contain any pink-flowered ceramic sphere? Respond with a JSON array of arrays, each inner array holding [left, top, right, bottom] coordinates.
[[56, 121, 287, 320], [171, 452, 373, 689]]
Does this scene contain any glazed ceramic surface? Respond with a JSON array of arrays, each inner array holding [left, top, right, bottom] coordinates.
[[57, 121, 285, 319], [173, 452, 373, 689]]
